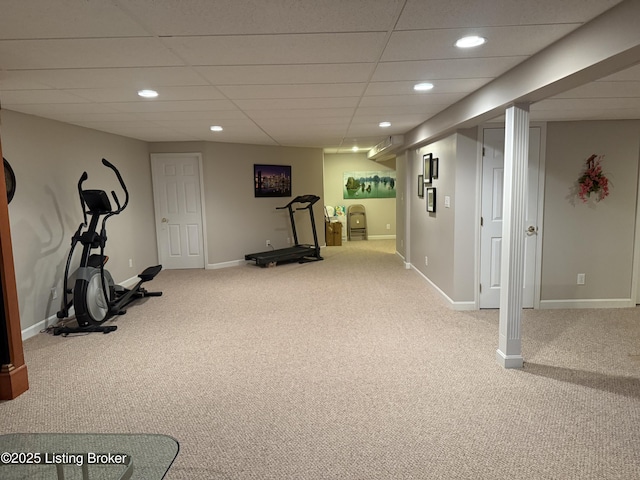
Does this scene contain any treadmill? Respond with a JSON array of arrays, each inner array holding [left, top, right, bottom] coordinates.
[[245, 194, 324, 267]]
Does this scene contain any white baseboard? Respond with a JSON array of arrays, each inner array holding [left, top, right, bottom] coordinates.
[[411, 264, 476, 311], [207, 259, 246, 269], [22, 310, 70, 341], [22, 275, 141, 341], [368, 234, 396, 240], [121, 275, 139, 288], [539, 298, 635, 309], [496, 349, 524, 369]]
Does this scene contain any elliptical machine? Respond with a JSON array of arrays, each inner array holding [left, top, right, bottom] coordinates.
[[55, 158, 162, 335]]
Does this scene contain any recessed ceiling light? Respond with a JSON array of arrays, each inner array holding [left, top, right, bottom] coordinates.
[[379, 121, 391, 128], [352, 146, 359, 152], [137, 89, 158, 98], [210, 125, 223, 132], [455, 35, 486, 48], [414, 82, 434, 92]]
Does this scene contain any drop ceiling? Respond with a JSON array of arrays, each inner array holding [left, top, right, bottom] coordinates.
[[0, 0, 636, 153]]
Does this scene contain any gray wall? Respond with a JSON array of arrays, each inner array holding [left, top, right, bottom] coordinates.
[[148, 142, 324, 265], [541, 120, 640, 303], [407, 130, 477, 304], [395, 150, 408, 260], [1, 109, 157, 330], [2, 110, 324, 332], [401, 120, 640, 308], [5, 106, 640, 333], [323, 152, 396, 238]]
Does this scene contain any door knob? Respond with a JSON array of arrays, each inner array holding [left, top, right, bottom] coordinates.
[[162, 217, 168, 223], [527, 225, 537, 234]]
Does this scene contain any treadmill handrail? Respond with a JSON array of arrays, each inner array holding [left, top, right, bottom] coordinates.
[[275, 194, 320, 209]]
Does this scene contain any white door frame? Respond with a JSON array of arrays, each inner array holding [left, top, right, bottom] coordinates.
[[475, 122, 547, 309], [150, 152, 208, 269]]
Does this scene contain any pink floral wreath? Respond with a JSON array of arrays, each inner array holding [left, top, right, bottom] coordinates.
[[578, 154, 609, 203]]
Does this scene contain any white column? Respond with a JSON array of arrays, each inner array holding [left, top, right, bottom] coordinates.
[[496, 104, 530, 369]]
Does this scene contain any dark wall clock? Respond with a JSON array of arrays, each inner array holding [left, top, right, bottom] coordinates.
[[3, 158, 16, 204]]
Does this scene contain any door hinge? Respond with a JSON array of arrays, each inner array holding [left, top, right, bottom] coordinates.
[[480, 216, 483, 227], [482, 147, 485, 156], [479, 284, 482, 293]]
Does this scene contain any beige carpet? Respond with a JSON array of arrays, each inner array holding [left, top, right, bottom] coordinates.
[[2, 239, 640, 479]]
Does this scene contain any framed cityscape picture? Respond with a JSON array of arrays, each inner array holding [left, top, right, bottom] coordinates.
[[254, 164, 291, 197]]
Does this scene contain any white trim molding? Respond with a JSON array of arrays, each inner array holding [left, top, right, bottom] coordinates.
[[411, 265, 476, 311], [539, 298, 635, 309]]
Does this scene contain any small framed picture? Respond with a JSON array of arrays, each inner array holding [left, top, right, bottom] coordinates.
[[432, 158, 439, 179], [418, 175, 424, 197], [426, 187, 436, 212], [423, 153, 432, 184]]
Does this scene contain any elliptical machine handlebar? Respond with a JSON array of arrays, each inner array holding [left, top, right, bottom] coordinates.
[[76, 159, 129, 219], [78, 172, 89, 225], [101, 158, 129, 215]]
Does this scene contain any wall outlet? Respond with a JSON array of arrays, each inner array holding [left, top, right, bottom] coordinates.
[[425, 256, 428, 266], [129, 258, 133, 268], [51, 288, 58, 300], [577, 273, 586, 285], [266, 240, 271, 247], [287, 237, 291, 244], [386, 223, 391, 230]]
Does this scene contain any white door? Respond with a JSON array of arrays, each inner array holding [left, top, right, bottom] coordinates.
[[480, 127, 541, 308], [151, 153, 205, 269]]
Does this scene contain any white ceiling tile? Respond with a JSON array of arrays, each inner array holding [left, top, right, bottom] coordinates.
[[0, 0, 636, 147], [218, 84, 366, 100], [0, 0, 148, 39], [339, 136, 383, 149], [350, 114, 429, 125], [4, 103, 121, 116], [78, 123, 203, 142], [365, 79, 491, 96], [108, 100, 238, 113], [354, 105, 442, 117], [0, 71, 56, 90], [271, 136, 346, 148], [382, 25, 579, 62], [195, 64, 375, 85], [153, 117, 257, 129], [371, 57, 527, 82], [134, 110, 250, 121], [397, 0, 622, 29], [236, 97, 359, 111], [164, 33, 387, 65], [346, 124, 407, 137], [0, 89, 89, 104], [43, 112, 145, 123], [0, 38, 184, 69], [2, 67, 209, 90], [193, 129, 278, 145], [600, 64, 640, 81], [118, 0, 401, 35], [260, 124, 349, 137], [359, 93, 466, 108], [246, 108, 355, 119], [65, 86, 227, 103]]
